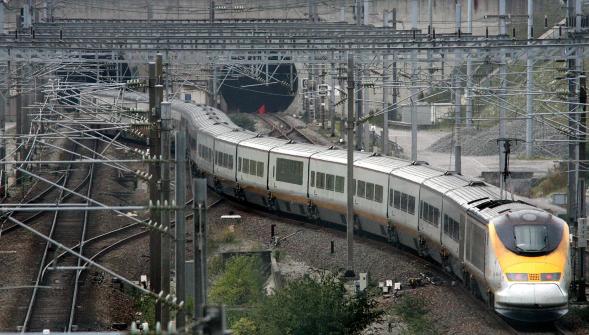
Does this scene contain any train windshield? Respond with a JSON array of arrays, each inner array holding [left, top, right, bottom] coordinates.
[[494, 216, 562, 256], [514, 225, 547, 253]]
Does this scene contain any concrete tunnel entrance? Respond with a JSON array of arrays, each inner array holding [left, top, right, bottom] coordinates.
[[219, 63, 298, 114]]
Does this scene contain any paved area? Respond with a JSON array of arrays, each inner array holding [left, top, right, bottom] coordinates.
[[386, 127, 556, 178]]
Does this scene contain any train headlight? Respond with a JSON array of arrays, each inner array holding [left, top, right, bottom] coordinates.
[[506, 273, 529, 281], [540, 273, 561, 281]]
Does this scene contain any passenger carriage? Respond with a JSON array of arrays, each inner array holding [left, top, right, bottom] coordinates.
[[235, 136, 289, 207], [213, 130, 258, 193], [308, 149, 371, 224], [268, 143, 330, 215]]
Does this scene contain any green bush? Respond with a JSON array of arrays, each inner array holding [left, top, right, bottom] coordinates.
[[230, 113, 256, 131], [209, 256, 265, 306], [250, 274, 382, 335]]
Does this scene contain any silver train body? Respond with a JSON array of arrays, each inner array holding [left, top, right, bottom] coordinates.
[[169, 101, 571, 322]]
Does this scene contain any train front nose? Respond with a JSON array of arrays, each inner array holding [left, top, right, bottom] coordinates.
[[494, 283, 568, 321]]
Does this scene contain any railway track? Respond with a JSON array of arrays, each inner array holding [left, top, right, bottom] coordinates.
[[257, 113, 317, 144], [21, 139, 98, 332]]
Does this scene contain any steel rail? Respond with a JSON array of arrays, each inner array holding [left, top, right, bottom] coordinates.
[[68, 140, 98, 332], [21, 144, 78, 333]]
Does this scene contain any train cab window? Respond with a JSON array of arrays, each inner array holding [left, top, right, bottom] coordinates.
[[514, 225, 547, 253], [310, 171, 315, 187], [335, 176, 344, 193], [276, 158, 303, 185], [357, 180, 366, 198], [257, 162, 264, 177], [494, 215, 563, 256], [326, 174, 335, 191], [316, 172, 325, 189]]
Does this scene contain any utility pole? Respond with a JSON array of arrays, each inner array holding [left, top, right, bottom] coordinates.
[[382, 10, 392, 156], [0, 2, 4, 34], [382, 53, 390, 156], [525, 0, 534, 157], [330, 62, 336, 137], [355, 66, 363, 150], [160, 101, 172, 328], [193, 178, 208, 318], [454, 0, 462, 174], [465, 0, 473, 128], [345, 53, 355, 278], [209, 0, 215, 23], [427, 0, 433, 93], [148, 55, 163, 324], [175, 128, 187, 330], [410, 0, 418, 161], [498, 0, 507, 199], [578, 74, 587, 302]]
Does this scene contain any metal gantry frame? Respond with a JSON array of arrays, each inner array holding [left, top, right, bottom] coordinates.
[[1, 3, 589, 333]]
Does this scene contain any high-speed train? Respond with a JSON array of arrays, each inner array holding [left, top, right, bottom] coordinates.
[[168, 100, 571, 322]]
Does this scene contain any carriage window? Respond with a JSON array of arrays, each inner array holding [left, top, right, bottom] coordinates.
[[401, 193, 408, 212], [276, 158, 303, 185], [357, 180, 366, 198], [257, 162, 264, 177], [316, 172, 325, 189], [326, 174, 335, 191], [335, 176, 345, 193], [310, 171, 315, 187], [444, 214, 460, 241], [420, 201, 440, 227], [394, 190, 401, 209], [243, 158, 250, 174], [352, 179, 356, 195], [238, 157, 242, 171], [250, 159, 257, 176], [365, 182, 374, 201], [407, 195, 415, 215], [375, 185, 383, 203], [389, 189, 394, 206]]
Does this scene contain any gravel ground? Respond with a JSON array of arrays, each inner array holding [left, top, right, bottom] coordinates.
[[428, 120, 568, 158], [207, 201, 512, 335], [0, 141, 150, 331]]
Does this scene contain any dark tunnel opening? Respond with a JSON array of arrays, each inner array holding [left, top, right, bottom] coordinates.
[[219, 63, 298, 114]]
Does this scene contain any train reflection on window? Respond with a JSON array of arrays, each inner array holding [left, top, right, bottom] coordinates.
[[514, 225, 547, 253]]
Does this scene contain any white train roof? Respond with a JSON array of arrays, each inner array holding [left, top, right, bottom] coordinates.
[[311, 149, 372, 164], [392, 164, 446, 184], [216, 130, 258, 144], [271, 143, 331, 158], [239, 136, 290, 151], [355, 155, 412, 173]]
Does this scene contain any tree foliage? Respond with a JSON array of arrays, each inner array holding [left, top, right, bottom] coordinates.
[[229, 113, 257, 132], [249, 274, 382, 335], [209, 256, 265, 306]]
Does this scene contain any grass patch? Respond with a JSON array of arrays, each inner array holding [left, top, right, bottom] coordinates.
[[394, 295, 437, 335], [131, 290, 156, 326]]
